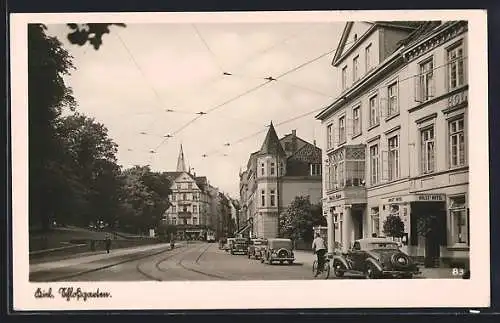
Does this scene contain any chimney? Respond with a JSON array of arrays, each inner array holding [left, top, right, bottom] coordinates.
[[313, 140, 317, 147]]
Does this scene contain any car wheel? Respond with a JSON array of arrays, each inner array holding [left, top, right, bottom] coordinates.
[[365, 263, 378, 279], [287, 260, 293, 265], [332, 261, 345, 278]]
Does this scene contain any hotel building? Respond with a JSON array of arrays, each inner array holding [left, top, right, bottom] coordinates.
[[315, 21, 468, 267]]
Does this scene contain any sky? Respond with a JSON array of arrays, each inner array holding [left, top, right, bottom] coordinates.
[[45, 22, 345, 198]]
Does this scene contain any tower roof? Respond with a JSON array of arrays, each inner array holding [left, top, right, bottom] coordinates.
[[176, 144, 187, 172], [259, 122, 286, 157]]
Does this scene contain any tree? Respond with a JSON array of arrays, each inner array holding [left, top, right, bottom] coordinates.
[[382, 215, 405, 239], [279, 196, 326, 243], [28, 24, 76, 230], [66, 23, 126, 50]]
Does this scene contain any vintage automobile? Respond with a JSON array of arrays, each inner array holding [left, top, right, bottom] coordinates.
[[331, 238, 421, 279], [231, 238, 249, 255], [260, 238, 295, 265], [247, 238, 267, 259]]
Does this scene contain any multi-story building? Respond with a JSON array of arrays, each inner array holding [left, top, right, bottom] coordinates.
[[315, 20, 468, 268], [163, 145, 218, 240], [239, 123, 323, 239]]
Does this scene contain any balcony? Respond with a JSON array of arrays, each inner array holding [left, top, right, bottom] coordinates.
[[177, 211, 192, 219], [326, 144, 366, 195]]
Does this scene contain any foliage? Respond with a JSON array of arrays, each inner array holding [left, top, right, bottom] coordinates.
[[28, 24, 172, 236], [279, 196, 325, 242], [382, 215, 405, 239], [66, 23, 126, 50], [415, 214, 438, 237]]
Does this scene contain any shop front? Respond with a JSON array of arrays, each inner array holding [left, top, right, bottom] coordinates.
[[324, 187, 367, 255], [378, 193, 459, 268]]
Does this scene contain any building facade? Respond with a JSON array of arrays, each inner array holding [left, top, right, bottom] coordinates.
[[316, 21, 468, 267], [239, 124, 323, 239], [163, 145, 218, 240]]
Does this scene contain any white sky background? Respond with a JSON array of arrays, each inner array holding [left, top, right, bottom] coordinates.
[[45, 23, 344, 197]]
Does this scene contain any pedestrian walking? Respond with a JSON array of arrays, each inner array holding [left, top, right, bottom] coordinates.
[[105, 234, 112, 254]]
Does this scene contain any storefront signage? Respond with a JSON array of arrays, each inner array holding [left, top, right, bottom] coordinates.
[[447, 90, 467, 108], [387, 197, 403, 203], [416, 194, 445, 202]]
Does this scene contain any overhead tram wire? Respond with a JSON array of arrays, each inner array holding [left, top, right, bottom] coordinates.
[[153, 43, 344, 153], [192, 24, 225, 74], [201, 55, 468, 158], [121, 25, 316, 142]]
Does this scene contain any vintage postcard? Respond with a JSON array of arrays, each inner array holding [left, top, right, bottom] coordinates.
[[10, 10, 489, 311]]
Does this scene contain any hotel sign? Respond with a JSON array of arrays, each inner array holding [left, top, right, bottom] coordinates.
[[416, 194, 445, 202], [447, 90, 467, 108], [328, 192, 343, 201]]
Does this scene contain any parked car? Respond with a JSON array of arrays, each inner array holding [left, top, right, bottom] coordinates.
[[260, 238, 295, 265], [331, 237, 421, 279], [247, 238, 267, 259], [231, 238, 249, 255], [224, 238, 235, 252]]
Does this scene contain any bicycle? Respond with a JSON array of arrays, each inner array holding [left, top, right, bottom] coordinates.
[[312, 254, 330, 279]]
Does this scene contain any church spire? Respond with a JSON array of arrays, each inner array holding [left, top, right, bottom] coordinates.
[[176, 144, 187, 172]]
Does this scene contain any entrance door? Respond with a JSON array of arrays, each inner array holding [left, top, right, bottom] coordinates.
[[352, 209, 363, 240], [411, 202, 446, 268]]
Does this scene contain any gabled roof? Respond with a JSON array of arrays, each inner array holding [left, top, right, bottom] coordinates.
[[259, 122, 286, 157], [332, 21, 421, 67]]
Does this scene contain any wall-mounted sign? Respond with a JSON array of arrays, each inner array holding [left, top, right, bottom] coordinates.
[[447, 90, 468, 108], [416, 194, 445, 202], [387, 197, 403, 203]]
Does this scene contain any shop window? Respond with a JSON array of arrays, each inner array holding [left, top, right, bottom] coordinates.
[[449, 195, 468, 245], [310, 164, 322, 176]]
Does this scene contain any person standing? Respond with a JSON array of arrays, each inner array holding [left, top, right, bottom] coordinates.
[[312, 233, 327, 277], [105, 234, 112, 254]]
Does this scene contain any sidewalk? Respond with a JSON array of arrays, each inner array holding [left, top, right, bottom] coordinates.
[[293, 250, 458, 279], [30, 242, 176, 273]]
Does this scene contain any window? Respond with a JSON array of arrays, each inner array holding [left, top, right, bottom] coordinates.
[[194, 193, 199, 201], [421, 127, 435, 173], [261, 163, 265, 176], [449, 117, 466, 167], [188, 183, 193, 189], [448, 43, 465, 90], [387, 82, 399, 116], [176, 183, 181, 190], [171, 194, 176, 201], [327, 124, 333, 149], [449, 195, 468, 245], [182, 193, 187, 200], [371, 207, 380, 236], [338, 161, 345, 187], [342, 66, 348, 90], [354, 33, 357, 42], [182, 206, 188, 213], [338, 116, 346, 144], [261, 190, 265, 207], [270, 190, 276, 207], [171, 206, 176, 213], [352, 106, 361, 135], [171, 217, 177, 225], [369, 95, 379, 127], [279, 161, 284, 176], [285, 142, 291, 151], [192, 217, 198, 225], [370, 144, 379, 185], [193, 205, 197, 213], [270, 162, 275, 176], [353, 56, 359, 81], [419, 59, 434, 101], [388, 135, 400, 181], [310, 164, 322, 176], [365, 44, 372, 71], [332, 164, 338, 189]]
